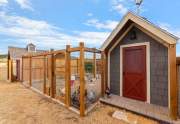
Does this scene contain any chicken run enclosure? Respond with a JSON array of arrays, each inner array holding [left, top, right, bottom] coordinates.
[[21, 42, 105, 116]]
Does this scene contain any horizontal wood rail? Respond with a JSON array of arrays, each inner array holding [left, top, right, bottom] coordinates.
[[23, 47, 101, 58], [23, 50, 65, 58], [84, 47, 101, 53], [68, 47, 80, 52]]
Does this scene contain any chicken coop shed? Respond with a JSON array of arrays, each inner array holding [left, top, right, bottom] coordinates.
[[100, 12, 179, 122]]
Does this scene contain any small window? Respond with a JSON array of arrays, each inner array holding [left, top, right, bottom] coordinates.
[[27, 44, 36, 52], [130, 31, 137, 40], [29, 46, 35, 51]]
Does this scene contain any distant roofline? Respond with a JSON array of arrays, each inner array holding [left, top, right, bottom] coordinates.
[[8, 46, 46, 52]]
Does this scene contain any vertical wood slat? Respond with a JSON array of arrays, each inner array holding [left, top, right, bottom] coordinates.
[[101, 51, 105, 97], [93, 52, 96, 78], [43, 55, 46, 94], [105, 52, 108, 89], [77, 59, 78, 75], [65, 45, 71, 107], [54, 55, 56, 96], [79, 42, 85, 117], [8, 59, 13, 82], [50, 53, 55, 98], [7, 51, 10, 80], [169, 44, 177, 120], [8, 59, 11, 81], [29, 57, 32, 87], [21, 57, 24, 82], [176, 64, 179, 117]]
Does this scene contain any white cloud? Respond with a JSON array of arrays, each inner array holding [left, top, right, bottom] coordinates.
[[0, 0, 8, 6], [113, 3, 128, 14], [111, 0, 129, 15], [111, 0, 142, 15], [87, 13, 93, 17], [14, 0, 33, 11], [85, 19, 118, 30], [0, 11, 109, 50], [75, 31, 110, 45]]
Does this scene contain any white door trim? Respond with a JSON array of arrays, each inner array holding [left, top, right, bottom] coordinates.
[[120, 42, 150, 103]]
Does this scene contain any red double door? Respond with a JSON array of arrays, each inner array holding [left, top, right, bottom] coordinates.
[[122, 45, 147, 101]]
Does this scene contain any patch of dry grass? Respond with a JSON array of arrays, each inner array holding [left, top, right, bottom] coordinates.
[[0, 81, 159, 124]]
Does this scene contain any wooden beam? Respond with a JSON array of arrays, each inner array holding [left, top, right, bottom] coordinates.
[[68, 47, 80, 52], [43, 56, 46, 94], [93, 52, 96, 78], [65, 45, 71, 107], [23, 50, 65, 58], [8, 59, 13, 82], [104, 51, 108, 89], [79, 42, 85, 117], [177, 64, 179, 117], [54, 55, 56, 96], [50, 52, 55, 98], [101, 52, 105, 97], [29, 57, 32, 87], [23, 47, 101, 58], [21, 57, 24, 82], [169, 44, 178, 120], [76, 59, 79, 75], [7, 51, 10, 80], [84, 47, 101, 53]]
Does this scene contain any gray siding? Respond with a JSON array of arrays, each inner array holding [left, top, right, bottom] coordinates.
[[110, 27, 168, 107]]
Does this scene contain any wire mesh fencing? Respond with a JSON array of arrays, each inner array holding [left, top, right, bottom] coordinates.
[[21, 42, 105, 116]]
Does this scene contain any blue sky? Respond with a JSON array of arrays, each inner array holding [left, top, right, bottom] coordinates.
[[0, 0, 180, 56]]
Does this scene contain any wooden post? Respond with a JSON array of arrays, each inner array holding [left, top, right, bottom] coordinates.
[[79, 42, 85, 117], [105, 52, 108, 89], [65, 45, 71, 107], [29, 57, 32, 87], [101, 51, 105, 97], [7, 51, 10, 80], [8, 59, 13, 82], [93, 51, 96, 78], [43, 55, 46, 94], [177, 64, 179, 116], [169, 44, 177, 120], [50, 52, 55, 98], [21, 57, 24, 82], [77, 59, 78, 75]]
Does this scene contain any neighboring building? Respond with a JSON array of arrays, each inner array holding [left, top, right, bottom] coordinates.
[[8, 43, 45, 81], [100, 12, 179, 120]]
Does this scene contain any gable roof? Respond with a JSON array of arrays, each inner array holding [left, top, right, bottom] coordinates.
[[101, 11, 179, 50]]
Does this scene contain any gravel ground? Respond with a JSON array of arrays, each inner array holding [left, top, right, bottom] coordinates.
[[0, 81, 159, 124]]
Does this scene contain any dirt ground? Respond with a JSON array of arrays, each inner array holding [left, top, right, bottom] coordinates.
[[0, 81, 159, 124]]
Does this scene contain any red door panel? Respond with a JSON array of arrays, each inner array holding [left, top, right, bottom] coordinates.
[[123, 45, 147, 101]]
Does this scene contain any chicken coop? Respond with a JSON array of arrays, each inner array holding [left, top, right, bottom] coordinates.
[[21, 42, 105, 116]]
